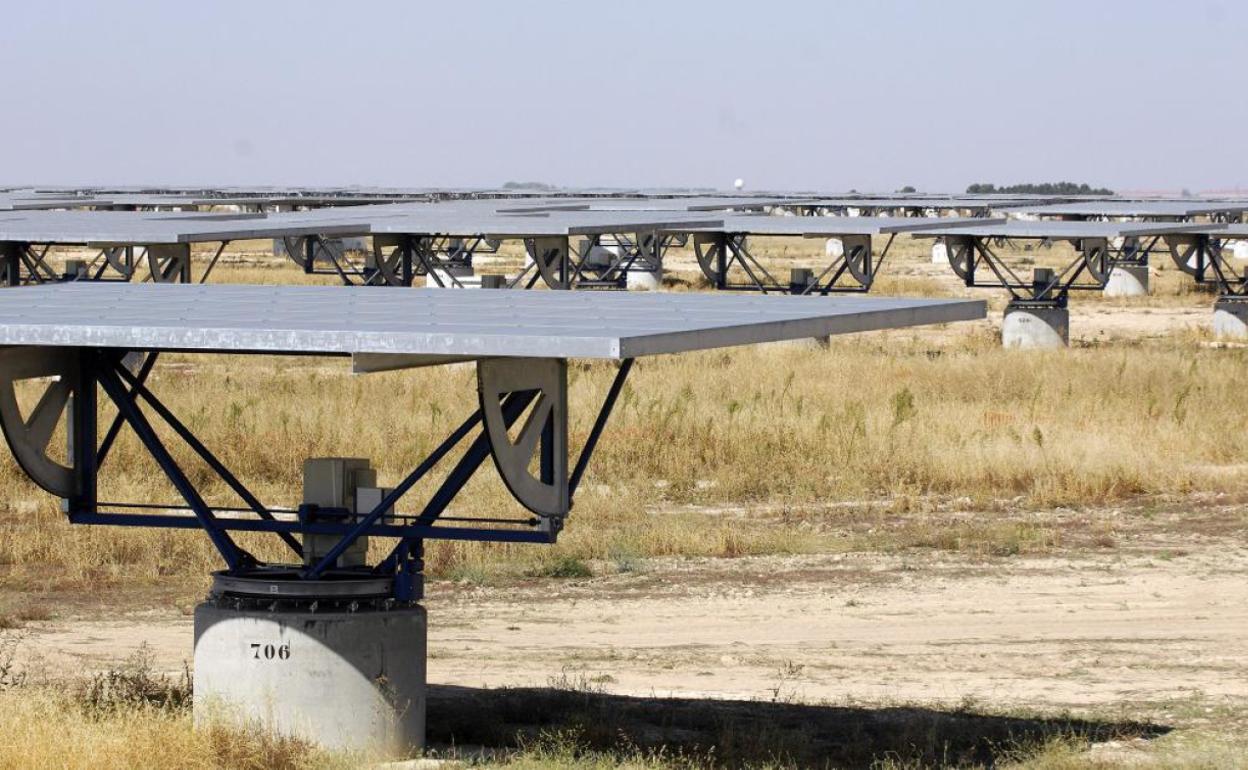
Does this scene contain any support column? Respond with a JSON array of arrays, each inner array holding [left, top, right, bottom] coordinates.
[[0, 242, 19, 287], [1213, 297, 1248, 339], [1103, 265, 1150, 297], [624, 232, 663, 291], [1002, 269, 1069, 349], [1003, 303, 1069, 348], [193, 457, 426, 756], [193, 590, 427, 756]]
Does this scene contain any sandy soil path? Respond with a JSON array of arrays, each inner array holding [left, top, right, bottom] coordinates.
[[14, 533, 1247, 717]]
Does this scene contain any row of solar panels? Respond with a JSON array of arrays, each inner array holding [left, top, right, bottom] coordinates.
[[0, 194, 1243, 247], [2, 185, 1247, 218]]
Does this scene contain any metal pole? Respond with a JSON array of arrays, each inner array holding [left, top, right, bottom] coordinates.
[[97, 362, 251, 570], [569, 358, 633, 496], [68, 349, 98, 513], [113, 363, 303, 557]]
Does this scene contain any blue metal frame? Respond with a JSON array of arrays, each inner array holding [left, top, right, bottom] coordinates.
[[54, 348, 635, 600]]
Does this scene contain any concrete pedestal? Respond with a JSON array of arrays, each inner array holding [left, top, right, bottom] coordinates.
[[1002, 305, 1069, 349], [931, 241, 948, 265], [193, 601, 427, 756], [825, 238, 844, 259], [1103, 265, 1149, 297], [625, 267, 662, 291], [425, 265, 480, 288], [1213, 298, 1248, 339]]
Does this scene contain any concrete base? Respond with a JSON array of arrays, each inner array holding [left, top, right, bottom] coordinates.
[[1232, 241, 1248, 262], [825, 238, 844, 259], [193, 602, 427, 756], [425, 265, 480, 288], [931, 241, 948, 265], [1213, 298, 1248, 339], [625, 268, 662, 291], [1002, 305, 1069, 349], [1103, 265, 1149, 297]]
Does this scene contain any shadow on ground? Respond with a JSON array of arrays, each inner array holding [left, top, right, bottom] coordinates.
[[426, 684, 1169, 768]]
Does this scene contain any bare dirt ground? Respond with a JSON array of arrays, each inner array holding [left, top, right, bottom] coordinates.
[[13, 508, 1246, 736]]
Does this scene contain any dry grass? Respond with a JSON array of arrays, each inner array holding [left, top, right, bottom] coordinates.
[[0, 688, 348, 770], [0, 641, 344, 770], [0, 643, 1215, 770]]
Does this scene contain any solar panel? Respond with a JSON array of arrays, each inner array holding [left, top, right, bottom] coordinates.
[[366, 210, 724, 237], [909, 220, 1220, 239], [682, 215, 1007, 237], [0, 283, 985, 360], [0, 211, 368, 244], [1005, 201, 1248, 218]]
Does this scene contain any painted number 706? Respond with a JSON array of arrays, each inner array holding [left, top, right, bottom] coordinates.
[[250, 643, 291, 661]]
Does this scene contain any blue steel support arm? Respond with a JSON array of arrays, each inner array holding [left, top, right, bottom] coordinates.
[[568, 358, 633, 498], [95, 359, 252, 571], [96, 352, 159, 466], [111, 361, 303, 558], [375, 390, 540, 575]]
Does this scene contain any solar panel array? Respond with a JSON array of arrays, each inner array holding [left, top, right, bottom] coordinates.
[[0, 283, 985, 360], [0, 187, 1242, 246]]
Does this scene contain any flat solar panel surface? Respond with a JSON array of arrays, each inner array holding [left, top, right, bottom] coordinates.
[[1006, 201, 1248, 218], [911, 220, 1219, 239], [366, 210, 723, 237], [496, 197, 786, 213], [784, 198, 1006, 209], [0, 211, 367, 244], [689, 215, 1005, 237], [0, 284, 985, 360]]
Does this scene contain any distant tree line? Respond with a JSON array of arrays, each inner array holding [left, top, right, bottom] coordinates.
[[501, 181, 558, 191], [965, 182, 1115, 196]]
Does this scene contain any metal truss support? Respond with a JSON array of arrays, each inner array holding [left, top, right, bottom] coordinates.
[[692, 232, 887, 294], [368, 234, 495, 288], [145, 244, 193, 283], [0, 347, 636, 600], [942, 234, 1116, 305], [519, 236, 571, 289], [367, 235, 415, 286], [283, 235, 371, 285], [1165, 233, 1248, 296], [516, 232, 671, 291]]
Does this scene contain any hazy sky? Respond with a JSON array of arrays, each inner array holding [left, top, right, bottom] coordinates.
[[2, 0, 1244, 193]]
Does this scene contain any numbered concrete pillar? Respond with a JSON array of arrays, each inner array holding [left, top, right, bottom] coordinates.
[[1103, 265, 1150, 297], [1002, 303, 1069, 349], [193, 598, 426, 755], [1213, 297, 1248, 339], [192, 457, 426, 757]]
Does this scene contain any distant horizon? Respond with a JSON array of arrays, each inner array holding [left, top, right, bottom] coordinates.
[[4, 181, 1246, 199]]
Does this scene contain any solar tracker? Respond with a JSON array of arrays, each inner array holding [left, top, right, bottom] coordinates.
[[366, 209, 723, 237], [686, 215, 1007, 237], [0, 211, 367, 244], [911, 219, 1220, 239], [1005, 201, 1248, 219], [0, 283, 985, 360]]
